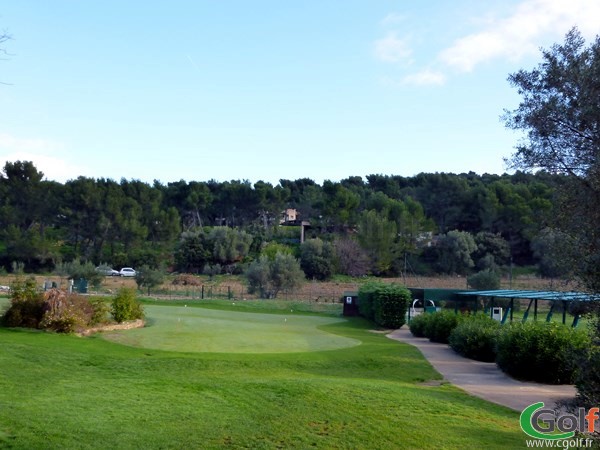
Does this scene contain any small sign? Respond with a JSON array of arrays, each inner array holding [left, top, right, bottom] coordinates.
[[346, 296, 353, 304]]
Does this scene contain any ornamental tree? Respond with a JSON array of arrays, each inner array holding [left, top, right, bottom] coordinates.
[[503, 28, 600, 293]]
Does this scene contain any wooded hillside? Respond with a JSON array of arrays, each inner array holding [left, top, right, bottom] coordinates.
[[0, 161, 563, 278]]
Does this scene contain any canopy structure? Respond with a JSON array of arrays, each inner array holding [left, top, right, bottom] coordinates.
[[455, 289, 600, 326]]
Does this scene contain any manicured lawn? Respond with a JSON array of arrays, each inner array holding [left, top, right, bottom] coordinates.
[[0, 301, 526, 449], [101, 305, 360, 353]]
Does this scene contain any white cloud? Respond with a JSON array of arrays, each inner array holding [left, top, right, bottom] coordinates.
[[439, 0, 600, 72], [375, 0, 600, 88], [374, 32, 412, 63], [0, 133, 89, 182]]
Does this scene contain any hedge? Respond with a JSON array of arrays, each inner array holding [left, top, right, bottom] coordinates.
[[495, 321, 591, 384], [408, 313, 431, 337], [357, 281, 379, 322], [423, 310, 463, 344], [358, 282, 410, 328], [448, 314, 500, 362]]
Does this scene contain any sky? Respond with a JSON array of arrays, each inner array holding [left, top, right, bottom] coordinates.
[[1, 0, 599, 186]]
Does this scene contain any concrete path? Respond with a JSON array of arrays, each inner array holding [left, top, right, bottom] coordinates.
[[387, 327, 577, 412]]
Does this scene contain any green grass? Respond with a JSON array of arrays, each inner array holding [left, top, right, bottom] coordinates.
[[101, 304, 360, 353], [139, 297, 344, 316], [0, 300, 527, 449]]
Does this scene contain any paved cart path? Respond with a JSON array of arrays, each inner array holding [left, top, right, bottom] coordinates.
[[387, 327, 576, 412]]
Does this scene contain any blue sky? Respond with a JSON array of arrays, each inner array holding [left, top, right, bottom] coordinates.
[[1, 0, 598, 185]]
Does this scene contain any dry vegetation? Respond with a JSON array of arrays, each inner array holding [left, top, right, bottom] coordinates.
[[0, 272, 573, 303]]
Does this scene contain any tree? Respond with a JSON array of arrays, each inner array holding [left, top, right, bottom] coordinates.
[[503, 29, 600, 419], [207, 227, 252, 265], [530, 228, 574, 279], [357, 210, 398, 275], [1, 29, 11, 85], [0, 30, 9, 50], [174, 230, 210, 273], [332, 237, 370, 277], [54, 258, 104, 289], [473, 232, 510, 272], [319, 181, 360, 228], [0, 162, 63, 270], [504, 28, 600, 178], [503, 28, 600, 292], [299, 238, 334, 280], [245, 253, 304, 298], [364, 192, 432, 254], [135, 265, 165, 295], [467, 270, 501, 290], [244, 257, 271, 298], [435, 230, 477, 275]]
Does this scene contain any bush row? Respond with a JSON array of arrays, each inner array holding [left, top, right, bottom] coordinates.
[[358, 282, 410, 328], [2, 278, 144, 332], [495, 321, 590, 384], [408, 310, 465, 343], [448, 314, 500, 362], [409, 311, 591, 384]]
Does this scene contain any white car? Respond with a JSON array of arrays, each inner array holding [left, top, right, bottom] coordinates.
[[119, 267, 136, 277]]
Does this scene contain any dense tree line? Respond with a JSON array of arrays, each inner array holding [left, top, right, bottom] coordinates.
[[0, 159, 562, 278]]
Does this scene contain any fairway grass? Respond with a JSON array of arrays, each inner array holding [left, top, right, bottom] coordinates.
[[0, 302, 527, 449], [101, 305, 360, 353]]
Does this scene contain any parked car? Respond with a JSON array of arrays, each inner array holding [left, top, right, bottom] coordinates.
[[119, 267, 136, 277], [95, 266, 120, 276]]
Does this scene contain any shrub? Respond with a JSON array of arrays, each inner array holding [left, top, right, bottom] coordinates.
[[90, 298, 110, 326], [3, 281, 106, 333], [409, 313, 431, 337], [300, 238, 335, 281], [357, 281, 379, 322], [245, 253, 304, 299], [111, 288, 144, 323], [449, 314, 501, 362], [357, 282, 409, 328], [135, 265, 165, 295], [496, 321, 591, 384], [575, 344, 600, 409], [372, 284, 410, 329], [171, 274, 201, 286], [467, 270, 501, 290], [202, 263, 222, 279], [575, 313, 600, 410], [424, 310, 463, 343], [261, 242, 295, 260], [2, 277, 45, 328], [40, 289, 95, 333]]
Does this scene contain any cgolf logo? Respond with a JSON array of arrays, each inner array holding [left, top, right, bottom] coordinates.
[[520, 402, 599, 440]]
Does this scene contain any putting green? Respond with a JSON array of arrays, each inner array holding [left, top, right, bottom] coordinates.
[[100, 304, 360, 353]]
